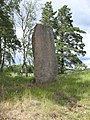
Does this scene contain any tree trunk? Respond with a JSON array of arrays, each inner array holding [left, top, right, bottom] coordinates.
[[22, 63, 28, 77], [60, 33, 64, 74], [60, 48, 64, 74], [60, 57, 64, 74], [22, 45, 28, 77], [0, 37, 2, 65], [0, 37, 6, 72], [0, 54, 5, 72]]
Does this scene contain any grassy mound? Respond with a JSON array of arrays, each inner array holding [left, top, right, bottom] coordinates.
[[0, 70, 90, 120]]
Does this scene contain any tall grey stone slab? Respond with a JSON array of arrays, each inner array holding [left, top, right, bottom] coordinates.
[[32, 24, 58, 83]]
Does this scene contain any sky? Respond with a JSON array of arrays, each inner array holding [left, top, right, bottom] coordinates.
[[16, 0, 90, 67]]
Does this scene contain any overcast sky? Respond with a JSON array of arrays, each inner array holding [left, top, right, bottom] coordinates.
[[16, 0, 90, 67]]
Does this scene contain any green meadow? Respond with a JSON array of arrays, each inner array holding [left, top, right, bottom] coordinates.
[[0, 70, 90, 120]]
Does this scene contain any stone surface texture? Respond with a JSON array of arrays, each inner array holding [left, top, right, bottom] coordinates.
[[32, 24, 58, 83]]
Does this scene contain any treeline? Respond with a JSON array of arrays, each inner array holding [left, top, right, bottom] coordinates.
[[0, 0, 21, 72], [0, 0, 86, 74], [4, 64, 34, 73]]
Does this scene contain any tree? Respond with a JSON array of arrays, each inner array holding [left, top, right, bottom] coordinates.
[[16, 0, 38, 76], [40, 1, 56, 27], [40, 2, 86, 74], [55, 5, 86, 73], [0, 0, 21, 72]]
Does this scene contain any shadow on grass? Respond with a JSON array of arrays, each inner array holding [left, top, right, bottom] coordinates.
[[0, 71, 90, 108]]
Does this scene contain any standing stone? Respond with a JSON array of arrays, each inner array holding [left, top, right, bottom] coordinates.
[[32, 24, 58, 83]]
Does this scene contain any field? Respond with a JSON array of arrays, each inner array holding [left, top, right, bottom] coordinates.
[[0, 70, 90, 120]]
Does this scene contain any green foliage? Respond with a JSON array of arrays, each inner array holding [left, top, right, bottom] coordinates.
[[4, 64, 34, 73], [0, 0, 21, 71], [4, 65, 21, 73], [40, 1, 56, 27], [40, 2, 86, 74], [74, 63, 87, 71], [55, 5, 86, 73]]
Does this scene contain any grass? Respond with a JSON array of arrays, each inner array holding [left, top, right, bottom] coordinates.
[[0, 70, 90, 120]]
